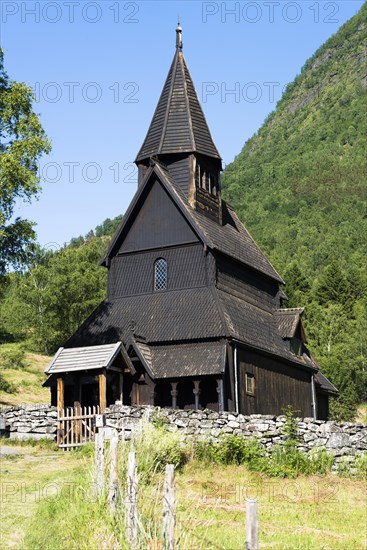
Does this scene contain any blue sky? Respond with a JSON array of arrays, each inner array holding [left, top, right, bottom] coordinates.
[[1, 0, 364, 249]]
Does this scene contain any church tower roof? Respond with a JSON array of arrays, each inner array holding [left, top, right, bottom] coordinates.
[[135, 24, 221, 163]]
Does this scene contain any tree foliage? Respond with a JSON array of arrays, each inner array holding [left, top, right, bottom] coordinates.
[[0, 47, 51, 273], [0, 216, 119, 354], [1, 238, 107, 354]]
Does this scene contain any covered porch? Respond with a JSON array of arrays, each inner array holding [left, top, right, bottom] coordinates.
[[44, 342, 135, 413], [44, 339, 228, 413]]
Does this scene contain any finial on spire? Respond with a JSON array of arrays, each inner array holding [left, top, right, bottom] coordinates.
[[176, 21, 182, 50]]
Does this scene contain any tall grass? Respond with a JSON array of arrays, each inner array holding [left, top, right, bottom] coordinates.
[[24, 423, 365, 549], [25, 425, 204, 549]]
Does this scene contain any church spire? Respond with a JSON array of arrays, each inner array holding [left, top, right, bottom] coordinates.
[[135, 26, 221, 164]]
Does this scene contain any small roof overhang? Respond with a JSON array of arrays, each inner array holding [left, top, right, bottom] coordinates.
[[314, 371, 338, 394], [44, 342, 135, 375], [132, 339, 227, 379], [274, 308, 307, 342]]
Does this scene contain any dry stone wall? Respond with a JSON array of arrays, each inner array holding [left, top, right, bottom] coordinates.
[[1, 404, 366, 469], [0, 404, 57, 440]]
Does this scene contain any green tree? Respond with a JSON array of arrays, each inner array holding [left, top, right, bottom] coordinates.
[[315, 262, 350, 306], [283, 263, 310, 307], [0, 47, 51, 273], [1, 239, 106, 353], [95, 215, 123, 238]]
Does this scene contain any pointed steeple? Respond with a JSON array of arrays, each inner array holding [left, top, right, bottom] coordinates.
[[135, 26, 221, 163]]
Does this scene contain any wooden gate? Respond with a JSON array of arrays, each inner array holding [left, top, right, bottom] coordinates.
[[57, 405, 100, 449]]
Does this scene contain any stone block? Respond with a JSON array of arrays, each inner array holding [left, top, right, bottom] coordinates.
[[255, 423, 269, 432], [223, 426, 234, 433], [303, 433, 316, 442], [175, 419, 190, 428], [326, 433, 350, 449], [16, 426, 32, 433], [228, 421, 240, 429], [33, 426, 56, 434]]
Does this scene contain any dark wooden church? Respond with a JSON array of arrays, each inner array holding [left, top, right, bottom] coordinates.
[[45, 25, 337, 420]]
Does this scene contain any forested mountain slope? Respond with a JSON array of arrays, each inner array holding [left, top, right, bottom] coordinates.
[[222, 3, 367, 419]]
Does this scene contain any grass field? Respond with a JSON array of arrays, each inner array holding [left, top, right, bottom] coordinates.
[[0, 350, 50, 407], [0, 440, 366, 550]]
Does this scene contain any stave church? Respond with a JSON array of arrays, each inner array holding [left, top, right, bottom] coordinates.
[[44, 25, 337, 420]]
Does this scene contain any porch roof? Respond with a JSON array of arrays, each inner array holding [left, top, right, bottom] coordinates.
[[133, 339, 227, 379], [45, 342, 123, 374]]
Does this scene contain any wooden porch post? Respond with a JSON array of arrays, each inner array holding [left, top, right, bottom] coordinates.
[[57, 376, 64, 412], [73, 374, 82, 441], [57, 377, 64, 445], [193, 380, 200, 411], [170, 381, 178, 410], [99, 369, 107, 413]]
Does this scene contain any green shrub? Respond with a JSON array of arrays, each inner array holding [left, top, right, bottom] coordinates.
[[121, 423, 190, 483], [0, 373, 16, 393], [150, 409, 169, 429], [281, 405, 301, 443], [355, 454, 367, 480], [253, 445, 333, 478], [217, 434, 265, 466], [193, 437, 219, 463], [194, 434, 265, 467], [193, 431, 334, 478], [0, 343, 27, 370], [338, 454, 367, 480]]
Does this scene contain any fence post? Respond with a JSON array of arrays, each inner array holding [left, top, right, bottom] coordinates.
[[108, 429, 119, 513], [162, 464, 175, 550], [245, 498, 258, 550], [126, 450, 138, 547], [94, 428, 105, 498]]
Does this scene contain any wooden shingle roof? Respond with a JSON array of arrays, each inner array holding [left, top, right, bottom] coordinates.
[[135, 44, 221, 163], [133, 340, 226, 379], [65, 288, 317, 373], [45, 342, 122, 374], [65, 287, 227, 348], [315, 371, 338, 393]]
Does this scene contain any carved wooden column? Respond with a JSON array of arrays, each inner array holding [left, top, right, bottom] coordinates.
[[170, 381, 178, 410], [216, 378, 224, 412], [193, 380, 200, 411]]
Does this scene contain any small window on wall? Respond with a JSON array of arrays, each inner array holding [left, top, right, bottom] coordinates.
[[154, 258, 167, 291], [245, 373, 255, 395]]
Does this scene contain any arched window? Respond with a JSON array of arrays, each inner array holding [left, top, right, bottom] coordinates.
[[154, 258, 167, 291]]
